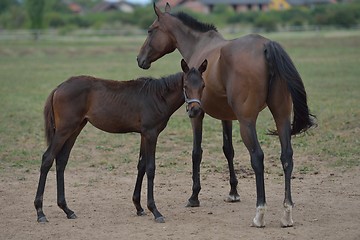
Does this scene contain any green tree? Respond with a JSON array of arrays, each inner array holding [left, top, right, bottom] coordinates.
[[26, 0, 45, 40]]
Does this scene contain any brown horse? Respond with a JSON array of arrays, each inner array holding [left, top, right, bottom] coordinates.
[[137, 3, 316, 227], [34, 59, 208, 223]]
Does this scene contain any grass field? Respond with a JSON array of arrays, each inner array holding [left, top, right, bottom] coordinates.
[[0, 29, 359, 177]]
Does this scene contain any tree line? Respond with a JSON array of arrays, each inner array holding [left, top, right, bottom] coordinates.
[[1, 0, 360, 34]]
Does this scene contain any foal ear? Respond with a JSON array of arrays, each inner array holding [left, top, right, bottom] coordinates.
[[198, 59, 208, 74], [154, 3, 163, 18], [181, 59, 189, 73], [165, 3, 171, 13]]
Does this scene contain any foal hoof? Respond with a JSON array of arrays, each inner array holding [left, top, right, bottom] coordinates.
[[185, 199, 200, 207], [155, 216, 165, 223], [224, 194, 240, 203], [67, 213, 77, 219], [37, 216, 48, 223], [137, 210, 146, 216]]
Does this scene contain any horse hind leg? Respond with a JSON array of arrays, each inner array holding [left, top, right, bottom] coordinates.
[[221, 120, 240, 202], [34, 133, 71, 223], [238, 119, 266, 227], [269, 105, 294, 227], [55, 120, 87, 220], [277, 119, 294, 227]]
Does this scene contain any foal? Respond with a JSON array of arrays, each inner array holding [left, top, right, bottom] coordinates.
[[34, 59, 207, 223]]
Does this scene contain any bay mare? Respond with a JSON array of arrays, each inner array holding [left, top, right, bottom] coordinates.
[[137, 3, 316, 227], [34, 59, 207, 223]]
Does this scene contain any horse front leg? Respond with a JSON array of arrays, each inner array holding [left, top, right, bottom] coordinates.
[[186, 112, 204, 207], [132, 137, 146, 216], [143, 132, 164, 223], [222, 120, 240, 202]]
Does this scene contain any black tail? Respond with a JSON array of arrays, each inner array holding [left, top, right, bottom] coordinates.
[[265, 41, 316, 135], [44, 89, 56, 145]]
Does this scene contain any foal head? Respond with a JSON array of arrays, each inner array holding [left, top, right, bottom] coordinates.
[[181, 59, 207, 118]]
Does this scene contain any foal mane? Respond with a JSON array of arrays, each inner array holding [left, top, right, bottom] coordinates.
[[139, 72, 183, 100], [172, 12, 217, 33]]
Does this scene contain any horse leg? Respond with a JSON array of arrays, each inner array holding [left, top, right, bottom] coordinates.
[[222, 120, 240, 202], [132, 137, 146, 216], [34, 134, 69, 223], [142, 132, 164, 223], [274, 118, 294, 227], [186, 112, 204, 207], [55, 121, 86, 220], [239, 120, 266, 227]]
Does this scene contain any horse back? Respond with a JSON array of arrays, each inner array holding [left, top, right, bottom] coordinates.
[[53, 76, 143, 133]]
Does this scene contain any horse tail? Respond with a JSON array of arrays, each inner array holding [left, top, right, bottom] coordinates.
[[44, 88, 56, 146], [264, 40, 316, 135]]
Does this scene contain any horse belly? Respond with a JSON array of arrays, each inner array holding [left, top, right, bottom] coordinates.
[[202, 94, 237, 120], [87, 109, 141, 134]]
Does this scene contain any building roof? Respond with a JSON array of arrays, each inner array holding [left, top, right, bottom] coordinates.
[[200, 0, 334, 4]]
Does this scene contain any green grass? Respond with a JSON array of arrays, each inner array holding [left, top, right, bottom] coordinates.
[[0, 30, 359, 175]]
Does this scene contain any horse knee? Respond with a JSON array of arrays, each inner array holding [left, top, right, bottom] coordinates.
[[192, 148, 203, 161], [146, 166, 155, 180], [223, 145, 234, 160], [250, 150, 264, 174]]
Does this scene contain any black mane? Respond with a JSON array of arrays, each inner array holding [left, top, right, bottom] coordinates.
[[172, 12, 217, 33]]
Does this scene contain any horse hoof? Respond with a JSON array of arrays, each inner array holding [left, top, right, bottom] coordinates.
[[37, 216, 48, 223], [280, 221, 294, 228], [185, 199, 200, 207], [252, 205, 266, 228], [281, 203, 293, 227], [67, 213, 77, 219], [137, 210, 146, 216], [155, 216, 165, 223], [224, 194, 240, 203]]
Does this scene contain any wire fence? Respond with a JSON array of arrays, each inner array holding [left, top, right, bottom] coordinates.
[[0, 25, 359, 41]]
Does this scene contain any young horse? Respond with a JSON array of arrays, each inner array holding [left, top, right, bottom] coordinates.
[[34, 59, 208, 223], [137, 3, 316, 227]]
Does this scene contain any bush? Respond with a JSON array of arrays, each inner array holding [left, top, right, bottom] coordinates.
[[254, 13, 279, 32]]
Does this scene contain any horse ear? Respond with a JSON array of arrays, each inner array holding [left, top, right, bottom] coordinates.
[[181, 59, 189, 73], [165, 3, 171, 13], [153, 3, 163, 18], [198, 59, 208, 74]]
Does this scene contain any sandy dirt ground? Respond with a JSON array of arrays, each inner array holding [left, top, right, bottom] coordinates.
[[1, 157, 359, 240]]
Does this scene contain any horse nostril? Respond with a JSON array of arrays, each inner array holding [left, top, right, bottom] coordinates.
[[188, 106, 201, 118]]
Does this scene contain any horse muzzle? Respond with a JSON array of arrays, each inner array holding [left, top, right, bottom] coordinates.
[[185, 99, 202, 118], [137, 56, 151, 69]]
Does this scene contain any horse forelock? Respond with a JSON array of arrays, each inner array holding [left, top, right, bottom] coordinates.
[[172, 12, 217, 33]]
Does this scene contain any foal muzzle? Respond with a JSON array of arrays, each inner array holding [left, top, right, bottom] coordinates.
[[183, 88, 201, 114]]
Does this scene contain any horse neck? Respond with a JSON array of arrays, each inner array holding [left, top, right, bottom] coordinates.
[[171, 25, 225, 63], [160, 73, 185, 113]]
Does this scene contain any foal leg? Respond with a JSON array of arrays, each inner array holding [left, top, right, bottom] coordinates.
[[34, 134, 69, 222], [222, 120, 240, 202], [55, 122, 86, 220], [143, 132, 164, 223], [186, 112, 205, 207], [239, 120, 266, 227], [132, 137, 146, 216]]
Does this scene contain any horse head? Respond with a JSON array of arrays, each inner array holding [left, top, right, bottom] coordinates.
[[181, 59, 207, 118], [137, 3, 176, 69]]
